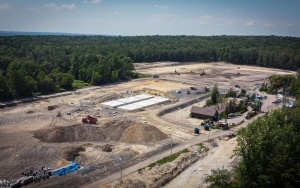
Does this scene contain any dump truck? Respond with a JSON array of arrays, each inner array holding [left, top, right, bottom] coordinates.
[[82, 115, 98, 124]]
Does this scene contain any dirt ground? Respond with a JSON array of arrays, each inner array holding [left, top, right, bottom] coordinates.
[[0, 62, 294, 187]]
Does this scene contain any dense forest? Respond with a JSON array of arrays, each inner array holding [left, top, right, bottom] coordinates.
[[1, 35, 300, 101]]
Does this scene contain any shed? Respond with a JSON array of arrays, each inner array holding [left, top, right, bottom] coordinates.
[[190, 106, 217, 120]]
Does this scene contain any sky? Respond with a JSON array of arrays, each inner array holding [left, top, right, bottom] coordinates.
[[0, 0, 299, 36]]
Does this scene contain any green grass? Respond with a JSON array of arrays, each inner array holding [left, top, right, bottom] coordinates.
[[72, 80, 90, 89], [131, 72, 152, 79], [147, 148, 189, 169]]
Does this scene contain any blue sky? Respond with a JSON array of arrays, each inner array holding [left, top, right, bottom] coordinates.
[[0, 0, 299, 36]]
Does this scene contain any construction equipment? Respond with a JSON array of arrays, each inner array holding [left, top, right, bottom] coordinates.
[[190, 87, 197, 90], [82, 115, 98, 124], [56, 111, 62, 117], [200, 70, 206, 76], [204, 86, 210, 92]]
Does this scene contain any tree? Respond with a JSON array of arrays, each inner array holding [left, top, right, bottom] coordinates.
[[38, 77, 56, 94], [205, 168, 231, 188], [91, 71, 102, 85], [0, 74, 12, 101], [236, 107, 300, 187], [211, 84, 219, 105], [59, 73, 74, 90]]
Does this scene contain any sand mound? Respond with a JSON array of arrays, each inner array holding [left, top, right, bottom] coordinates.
[[33, 124, 106, 143], [119, 123, 169, 143], [33, 120, 168, 143]]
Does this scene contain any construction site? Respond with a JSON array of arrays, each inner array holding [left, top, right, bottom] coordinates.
[[0, 62, 293, 188]]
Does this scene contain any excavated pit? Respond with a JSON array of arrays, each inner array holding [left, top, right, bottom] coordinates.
[[33, 120, 169, 144]]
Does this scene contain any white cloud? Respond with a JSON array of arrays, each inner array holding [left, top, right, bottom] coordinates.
[[113, 11, 120, 14], [62, 4, 76, 10], [144, 14, 178, 25], [154, 5, 169, 10], [189, 15, 215, 25], [83, 0, 102, 4], [244, 20, 254, 26], [0, 3, 12, 10], [43, 3, 76, 11], [263, 23, 274, 27]]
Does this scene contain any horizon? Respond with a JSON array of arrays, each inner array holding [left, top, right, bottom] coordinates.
[[1, 30, 299, 38], [0, 0, 299, 37]]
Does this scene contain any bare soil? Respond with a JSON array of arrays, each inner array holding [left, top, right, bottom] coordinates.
[[0, 62, 294, 187]]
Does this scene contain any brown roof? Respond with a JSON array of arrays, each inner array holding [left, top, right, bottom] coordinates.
[[190, 106, 217, 117]]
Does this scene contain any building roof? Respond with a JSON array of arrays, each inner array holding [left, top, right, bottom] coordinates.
[[190, 106, 217, 117]]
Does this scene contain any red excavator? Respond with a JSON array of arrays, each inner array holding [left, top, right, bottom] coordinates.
[[82, 115, 98, 124]]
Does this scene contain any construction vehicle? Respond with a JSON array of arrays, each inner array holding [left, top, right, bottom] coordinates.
[[200, 70, 206, 76], [82, 115, 98, 124], [204, 86, 210, 92], [56, 111, 62, 117]]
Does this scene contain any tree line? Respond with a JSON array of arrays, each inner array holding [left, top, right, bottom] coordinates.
[[1, 35, 300, 101]]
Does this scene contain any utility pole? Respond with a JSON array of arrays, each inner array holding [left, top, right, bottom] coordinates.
[[207, 129, 210, 141], [170, 135, 173, 158], [120, 157, 123, 183]]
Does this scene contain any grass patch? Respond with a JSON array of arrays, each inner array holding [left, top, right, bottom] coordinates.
[[147, 148, 189, 169], [72, 80, 90, 89], [131, 72, 152, 79], [196, 143, 209, 152]]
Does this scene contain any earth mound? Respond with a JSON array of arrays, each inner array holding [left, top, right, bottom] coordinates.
[[33, 120, 168, 143]]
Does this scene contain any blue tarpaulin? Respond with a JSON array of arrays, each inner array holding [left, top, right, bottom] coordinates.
[[52, 161, 80, 176]]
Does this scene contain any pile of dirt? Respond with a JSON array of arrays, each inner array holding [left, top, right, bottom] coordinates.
[[33, 124, 106, 143], [62, 146, 85, 161], [102, 144, 113, 152], [103, 120, 169, 143], [119, 123, 169, 143], [33, 120, 168, 144]]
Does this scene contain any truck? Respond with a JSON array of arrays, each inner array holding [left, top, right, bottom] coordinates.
[[82, 115, 98, 124]]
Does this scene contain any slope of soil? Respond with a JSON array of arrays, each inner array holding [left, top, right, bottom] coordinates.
[[33, 120, 168, 144]]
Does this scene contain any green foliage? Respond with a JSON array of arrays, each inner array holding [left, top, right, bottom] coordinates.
[[250, 100, 262, 111], [148, 149, 189, 169], [236, 106, 300, 187], [205, 168, 231, 188], [269, 74, 295, 94], [240, 89, 247, 97], [236, 102, 247, 113], [72, 80, 90, 89], [259, 82, 268, 92], [206, 99, 214, 106], [130, 72, 151, 79], [225, 89, 237, 98], [1, 35, 300, 101], [38, 77, 56, 94], [211, 84, 220, 105]]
